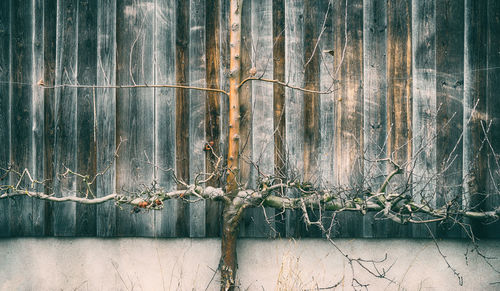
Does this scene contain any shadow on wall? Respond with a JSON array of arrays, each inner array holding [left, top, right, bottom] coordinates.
[[0, 238, 498, 290]]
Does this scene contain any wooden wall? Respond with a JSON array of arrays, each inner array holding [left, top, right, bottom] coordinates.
[[0, 0, 499, 238]]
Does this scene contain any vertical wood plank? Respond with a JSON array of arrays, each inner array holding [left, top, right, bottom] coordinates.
[[272, 0, 286, 237], [238, 0, 253, 237], [116, 0, 155, 237], [76, 0, 98, 236], [32, 0, 45, 236], [10, 0, 35, 236], [435, 0, 464, 238], [362, 0, 387, 238], [204, 0, 222, 237], [43, 0, 58, 236], [319, 0, 335, 190], [243, 0, 275, 237], [53, 0, 78, 236], [485, 0, 500, 238], [0, 0, 10, 237], [333, 0, 364, 237], [284, 0, 304, 238], [175, 0, 190, 237], [318, 0, 335, 238], [411, 0, 436, 238], [96, 0, 117, 237], [464, 0, 487, 238], [154, 0, 177, 237], [385, 0, 412, 237], [302, 0, 322, 237], [188, 0, 206, 237]]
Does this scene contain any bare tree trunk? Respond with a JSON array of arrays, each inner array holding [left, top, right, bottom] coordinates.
[[220, 201, 244, 290], [221, 0, 242, 289], [226, 0, 241, 194]]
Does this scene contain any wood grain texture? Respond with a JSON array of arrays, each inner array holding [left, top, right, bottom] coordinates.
[[10, 0, 35, 236], [464, 0, 488, 238], [485, 0, 500, 238], [319, 0, 335, 191], [0, 0, 10, 237], [272, 0, 286, 238], [188, 0, 207, 237], [76, 0, 98, 236], [284, 0, 304, 238], [32, 0, 45, 236], [204, 0, 222, 237], [245, 0, 275, 238], [175, 0, 190, 237], [238, 0, 253, 237], [363, 0, 387, 238], [96, 0, 117, 237], [116, 0, 155, 237], [435, 0, 464, 238], [385, 0, 411, 238], [302, 0, 322, 237], [318, 0, 335, 238], [0, 1, 499, 239], [412, 0, 436, 238], [154, 0, 177, 237], [333, 0, 364, 237], [43, 0, 58, 236], [53, 0, 78, 236]]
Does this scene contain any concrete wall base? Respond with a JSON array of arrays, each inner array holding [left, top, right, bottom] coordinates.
[[0, 238, 498, 290]]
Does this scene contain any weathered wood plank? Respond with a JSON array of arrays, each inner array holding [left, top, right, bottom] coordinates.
[[362, 0, 387, 238], [385, 0, 412, 238], [485, 0, 500, 238], [318, 0, 336, 238], [319, 0, 335, 191], [53, 0, 78, 236], [10, 0, 34, 236], [188, 0, 207, 237], [0, 0, 10, 237], [204, 0, 222, 237], [284, 0, 304, 238], [43, 0, 58, 236], [411, 0, 436, 238], [272, 0, 286, 238], [464, 0, 487, 238], [244, 0, 275, 237], [219, 0, 230, 192], [238, 0, 253, 237], [435, 0, 464, 238], [32, 0, 45, 236], [76, 0, 98, 236], [302, 0, 322, 237], [96, 0, 117, 237], [175, 0, 190, 237], [116, 0, 155, 237], [333, 0, 364, 237], [154, 0, 177, 237]]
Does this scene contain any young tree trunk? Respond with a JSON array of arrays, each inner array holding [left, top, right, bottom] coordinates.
[[220, 201, 244, 290], [226, 0, 241, 194], [221, 0, 242, 289]]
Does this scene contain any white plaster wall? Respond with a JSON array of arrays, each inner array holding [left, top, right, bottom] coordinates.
[[0, 238, 498, 290]]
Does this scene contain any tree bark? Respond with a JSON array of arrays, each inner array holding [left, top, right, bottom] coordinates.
[[226, 0, 241, 194], [221, 0, 242, 289], [220, 200, 245, 290]]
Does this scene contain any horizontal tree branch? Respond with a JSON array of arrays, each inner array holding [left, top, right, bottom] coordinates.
[[39, 83, 230, 96], [3, 185, 497, 222], [238, 77, 336, 95]]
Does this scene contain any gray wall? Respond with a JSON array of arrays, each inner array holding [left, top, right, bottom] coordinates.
[[0, 238, 498, 290]]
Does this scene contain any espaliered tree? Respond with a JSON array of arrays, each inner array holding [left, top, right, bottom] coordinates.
[[2, 0, 500, 290]]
